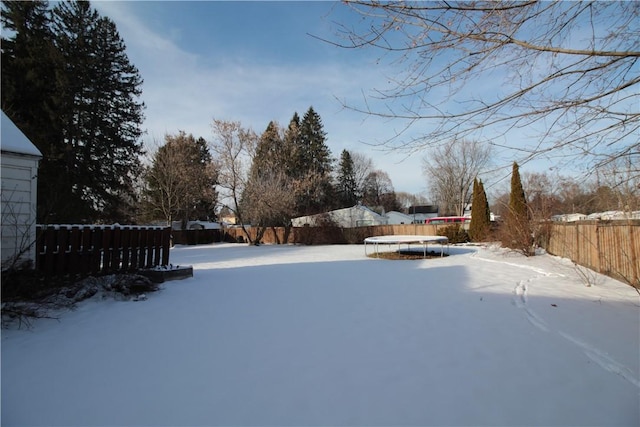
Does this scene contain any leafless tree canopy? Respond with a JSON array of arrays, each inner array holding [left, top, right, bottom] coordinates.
[[331, 1, 639, 174], [210, 119, 258, 237], [422, 139, 492, 216]]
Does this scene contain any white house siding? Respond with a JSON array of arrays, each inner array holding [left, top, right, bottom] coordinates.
[[1, 156, 40, 267], [385, 211, 413, 225], [1, 112, 42, 269]]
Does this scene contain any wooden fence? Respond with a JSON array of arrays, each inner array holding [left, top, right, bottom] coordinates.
[[542, 220, 640, 287], [35, 225, 171, 277], [225, 221, 639, 287], [223, 224, 447, 245], [172, 229, 222, 245]]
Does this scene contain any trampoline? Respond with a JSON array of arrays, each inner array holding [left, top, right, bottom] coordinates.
[[364, 235, 449, 258]]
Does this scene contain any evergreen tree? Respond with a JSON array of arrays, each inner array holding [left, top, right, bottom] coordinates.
[[502, 162, 534, 255], [336, 150, 358, 208], [243, 121, 296, 228], [509, 162, 529, 221], [283, 113, 301, 178], [252, 121, 286, 173], [50, 0, 144, 222], [292, 107, 334, 215], [1, 1, 58, 138], [1, 0, 65, 221], [2, 0, 144, 222], [469, 178, 491, 242], [299, 106, 332, 175], [144, 132, 217, 227]]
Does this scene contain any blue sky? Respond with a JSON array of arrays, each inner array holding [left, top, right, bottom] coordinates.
[[93, 1, 562, 196]]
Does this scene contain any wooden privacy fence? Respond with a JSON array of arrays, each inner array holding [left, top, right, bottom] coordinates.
[[223, 224, 447, 245], [542, 220, 640, 287], [36, 225, 171, 277]]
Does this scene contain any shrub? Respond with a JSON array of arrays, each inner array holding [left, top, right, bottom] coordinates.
[[437, 224, 469, 244]]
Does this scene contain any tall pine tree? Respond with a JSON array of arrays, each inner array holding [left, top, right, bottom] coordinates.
[[2, 0, 144, 222], [469, 178, 491, 242], [291, 107, 334, 215], [51, 1, 144, 222], [336, 150, 358, 208], [502, 162, 534, 255]]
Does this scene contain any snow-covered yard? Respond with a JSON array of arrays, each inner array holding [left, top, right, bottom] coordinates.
[[2, 243, 639, 426]]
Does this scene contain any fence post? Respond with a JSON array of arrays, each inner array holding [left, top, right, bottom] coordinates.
[[35, 225, 44, 272], [79, 226, 91, 276], [111, 226, 122, 272], [626, 220, 639, 286], [43, 226, 56, 276], [68, 226, 81, 276], [55, 226, 68, 275], [120, 227, 131, 272], [152, 228, 161, 266], [138, 228, 148, 269], [162, 227, 171, 266], [145, 228, 155, 267], [101, 227, 112, 274]]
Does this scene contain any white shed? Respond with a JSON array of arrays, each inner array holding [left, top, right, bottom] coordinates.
[[1, 112, 42, 269]]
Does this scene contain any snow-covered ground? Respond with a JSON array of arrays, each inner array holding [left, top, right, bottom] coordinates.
[[2, 243, 639, 426]]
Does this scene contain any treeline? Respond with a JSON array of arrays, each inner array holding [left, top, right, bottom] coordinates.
[[142, 111, 406, 232], [1, 0, 406, 227]]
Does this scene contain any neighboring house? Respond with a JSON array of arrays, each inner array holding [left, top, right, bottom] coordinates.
[[171, 220, 222, 230], [291, 205, 387, 228], [551, 213, 587, 222], [407, 205, 439, 223], [462, 203, 498, 222], [385, 210, 413, 225], [586, 211, 640, 221], [1, 112, 43, 269]]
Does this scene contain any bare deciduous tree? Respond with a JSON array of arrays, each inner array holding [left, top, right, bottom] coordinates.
[[395, 191, 429, 212], [422, 139, 492, 216], [210, 119, 258, 243], [329, 1, 639, 175], [350, 151, 374, 201], [362, 169, 399, 212], [242, 169, 297, 244], [595, 157, 640, 214]]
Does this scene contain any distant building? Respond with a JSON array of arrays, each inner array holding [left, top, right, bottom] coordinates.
[[171, 221, 221, 230], [292, 205, 387, 228], [586, 211, 640, 221], [385, 211, 413, 225], [407, 205, 439, 223], [551, 213, 587, 222], [1, 112, 42, 269]]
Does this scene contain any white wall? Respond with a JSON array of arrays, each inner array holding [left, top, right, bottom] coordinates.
[[1, 153, 40, 268]]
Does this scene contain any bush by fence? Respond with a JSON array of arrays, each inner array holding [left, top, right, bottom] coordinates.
[[36, 225, 171, 277], [541, 220, 639, 288]]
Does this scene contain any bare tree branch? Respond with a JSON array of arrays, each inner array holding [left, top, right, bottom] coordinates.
[[326, 1, 639, 175]]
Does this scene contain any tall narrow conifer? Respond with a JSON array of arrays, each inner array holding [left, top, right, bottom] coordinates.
[[469, 178, 490, 241]]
